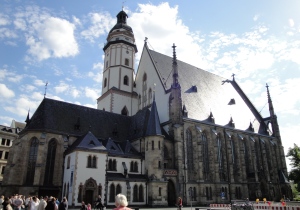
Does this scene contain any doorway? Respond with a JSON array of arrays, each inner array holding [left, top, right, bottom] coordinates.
[[167, 179, 176, 206]]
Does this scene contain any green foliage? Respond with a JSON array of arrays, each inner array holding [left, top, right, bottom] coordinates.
[[287, 144, 300, 184], [287, 144, 300, 199]]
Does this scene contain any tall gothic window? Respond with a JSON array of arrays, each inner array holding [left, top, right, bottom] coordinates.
[[202, 132, 209, 180], [67, 156, 70, 169], [44, 139, 57, 185], [142, 73, 147, 108], [186, 129, 194, 170], [139, 185, 144, 201], [243, 139, 249, 174], [26, 137, 39, 184], [108, 159, 112, 170], [217, 136, 225, 181], [92, 156, 97, 168], [133, 185, 138, 202], [116, 184, 121, 194], [113, 159, 117, 170], [87, 156, 92, 168], [109, 184, 115, 202]]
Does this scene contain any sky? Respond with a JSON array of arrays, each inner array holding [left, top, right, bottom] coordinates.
[[0, 0, 300, 172]]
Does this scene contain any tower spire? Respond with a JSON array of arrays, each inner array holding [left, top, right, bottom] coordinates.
[[266, 83, 275, 116], [172, 43, 179, 88]]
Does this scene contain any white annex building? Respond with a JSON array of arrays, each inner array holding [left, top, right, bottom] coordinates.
[[1, 10, 291, 207]]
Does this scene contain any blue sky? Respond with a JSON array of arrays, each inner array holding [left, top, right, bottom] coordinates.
[[1, 0, 300, 171]]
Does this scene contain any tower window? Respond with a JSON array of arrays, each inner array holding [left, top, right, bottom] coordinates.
[[123, 75, 129, 85], [104, 78, 107, 88], [125, 58, 129, 66], [106, 61, 109, 68]]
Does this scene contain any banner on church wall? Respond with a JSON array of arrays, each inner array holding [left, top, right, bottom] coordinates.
[[164, 169, 177, 176]]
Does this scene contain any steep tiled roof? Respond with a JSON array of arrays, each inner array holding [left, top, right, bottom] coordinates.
[[148, 48, 267, 133], [22, 98, 148, 141]]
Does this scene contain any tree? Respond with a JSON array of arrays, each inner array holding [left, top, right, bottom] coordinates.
[[286, 144, 300, 191]]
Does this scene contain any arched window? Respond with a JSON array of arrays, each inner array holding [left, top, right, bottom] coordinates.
[[142, 73, 147, 108], [139, 185, 144, 201], [121, 106, 128, 116], [186, 129, 194, 170], [133, 185, 138, 202], [130, 161, 134, 172], [138, 94, 141, 110], [67, 156, 70, 169], [123, 75, 129, 85], [109, 184, 115, 202], [202, 132, 209, 180], [26, 137, 39, 184], [104, 78, 107, 88], [148, 88, 152, 105], [125, 58, 129, 66], [193, 187, 197, 201], [44, 139, 57, 185], [134, 162, 138, 172], [92, 156, 97, 168], [113, 159, 117, 170], [108, 159, 112, 170], [116, 184, 121, 194], [217, 136, 225, 181], [87, 155, 92, 168]]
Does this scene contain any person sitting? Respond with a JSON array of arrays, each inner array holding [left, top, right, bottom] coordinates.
[[113, 194, 131, 210]]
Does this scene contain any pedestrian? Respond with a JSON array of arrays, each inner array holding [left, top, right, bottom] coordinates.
[[177, 197, 182, 210], [58, 198, 67, 210], [95, 196, 103, 210], [13, 195, 23, 210], [29, 197, 39, 210], [80, 202, 87, 210], [37, 196, 47, 210], [0, 195, 4, 210], [113, 194, 131, 210]]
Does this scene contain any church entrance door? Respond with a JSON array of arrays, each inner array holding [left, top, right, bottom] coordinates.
[[167, 179, 176, 206], [85, 190, 94, 206]]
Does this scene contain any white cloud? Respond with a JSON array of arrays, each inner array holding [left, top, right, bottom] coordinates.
[[0, 83, 15, 98], [84, 87, 99, 101], [25, 16, 79, 61], [88, 71, 102, 83], [4, 94, 40, 117], [81, 12, 114, 42], [54, 81, 69, 94], [0, 14, 10, 25], [288, 19, 294, 27], [253, 14, 260, 21], [34, 79, 46, 86], [8, 74, 23, 83], [0, 28, 17, 39]]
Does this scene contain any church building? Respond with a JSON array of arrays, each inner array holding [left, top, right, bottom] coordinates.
[[1, 10, 292, 207]]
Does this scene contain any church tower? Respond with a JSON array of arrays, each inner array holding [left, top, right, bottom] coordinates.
[[97, 10, 138, 116]]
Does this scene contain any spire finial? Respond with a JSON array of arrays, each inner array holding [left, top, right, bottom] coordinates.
[[44, 81, 48, 98], [122, 1, 126, 10], [232, 73, 235, 81], [172, 43, 177, 64]]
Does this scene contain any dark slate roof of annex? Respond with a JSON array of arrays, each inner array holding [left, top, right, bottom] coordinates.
[[148, 48, 267, 133], [22, 98, 150, 141]]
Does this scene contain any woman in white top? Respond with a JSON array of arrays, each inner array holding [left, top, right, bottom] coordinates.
[[29, 197, 39, 210]]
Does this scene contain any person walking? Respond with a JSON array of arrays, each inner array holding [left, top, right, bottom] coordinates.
[[113, 194, 131, 210], [177, 197, 182, 210], [58, 198, 67, 210], [37, 196, 47, 210]]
